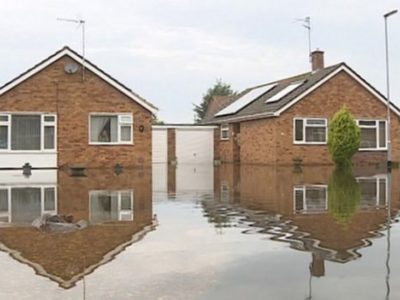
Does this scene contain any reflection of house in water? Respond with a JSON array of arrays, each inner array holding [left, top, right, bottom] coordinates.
[[206, 165, 399, 272], [152, 163, 214, 197], [0, 168, 154, 288], [0, 170, 58, 224]]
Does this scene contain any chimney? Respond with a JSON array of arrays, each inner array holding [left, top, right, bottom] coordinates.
[[311, 49, 324, 71]]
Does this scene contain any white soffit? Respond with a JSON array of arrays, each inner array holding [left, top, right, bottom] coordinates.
[[265, 80, 305, 103], [215, 83, 277, 116]]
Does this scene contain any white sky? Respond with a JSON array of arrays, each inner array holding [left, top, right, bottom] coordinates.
[[0, 0, 399, 123]]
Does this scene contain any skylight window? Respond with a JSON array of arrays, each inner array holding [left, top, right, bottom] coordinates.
[[215, 83, 277, 116], [265, 81, 305, 103]]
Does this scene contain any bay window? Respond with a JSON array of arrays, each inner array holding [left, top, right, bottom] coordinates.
[[357, 120, 386, 150], [90, 114, 133, 144], [294, 118, 327, 144], [0, 113, 56, 151]]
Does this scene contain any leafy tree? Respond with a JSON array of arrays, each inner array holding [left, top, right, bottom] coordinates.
[[328, 166, 361, 227], [328, 106, 361, 167], [152, 116, 165, 125], [193, 79, 235, 123]]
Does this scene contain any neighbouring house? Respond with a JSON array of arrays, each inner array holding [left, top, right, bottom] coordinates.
[[0, 168, 154, 288], [209, 164, 398, 267], [203, 50, 400, 165], [0, 46, 158, 169]]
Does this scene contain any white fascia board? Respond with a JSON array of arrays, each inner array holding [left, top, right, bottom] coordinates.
[[0, 49, 158, 115], [274, 65, 400, 117]]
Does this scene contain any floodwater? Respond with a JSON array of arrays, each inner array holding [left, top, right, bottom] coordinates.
[[0, 163, 399, 300]]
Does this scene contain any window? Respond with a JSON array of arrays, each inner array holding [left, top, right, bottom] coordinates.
[[89, 190, 134, 222], [357, 120, 386, 150], [0, 189, 9, 223], [0, 185, 56, 224], [294, 118, 327, 144], [0, 113, 56, 151], [357, 176, 387, 208], [220, 124, 229, 140], [220, 182, 230, 202], [90, 114, 133, 144], [294, 185, 327, 213]]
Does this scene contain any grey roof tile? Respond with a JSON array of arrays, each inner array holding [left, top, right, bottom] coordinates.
[[204, 63, 343, 124]]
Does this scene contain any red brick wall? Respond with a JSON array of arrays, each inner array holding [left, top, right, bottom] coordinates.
[[0, 56, 152, 168], [217, 124, 236, 163], [167, 128, 176, 164], [239, 117, 277, 164], [217, 70, 399, 165]]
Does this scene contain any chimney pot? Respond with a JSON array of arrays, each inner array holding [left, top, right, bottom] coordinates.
[[311, 50, 324, 71]]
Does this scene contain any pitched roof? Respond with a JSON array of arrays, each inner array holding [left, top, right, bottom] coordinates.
[[0, 46, 158, 114], [204, 63, 400, 124], [0, 222, 156, 289], [202, 95, 235, 122]]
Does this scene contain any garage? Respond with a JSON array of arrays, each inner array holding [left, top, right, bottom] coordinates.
[[176, 127, 214, 164], [152, 127, 168, 163], [152, 125, 216, 164]]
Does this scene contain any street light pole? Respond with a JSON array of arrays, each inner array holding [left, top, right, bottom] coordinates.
[[384, 9, 397, 170]]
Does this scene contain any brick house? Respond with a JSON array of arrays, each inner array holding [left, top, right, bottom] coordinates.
[[0, 46, 158, 169], [203, 50, 400, 165], [0, 168, 154, 288]]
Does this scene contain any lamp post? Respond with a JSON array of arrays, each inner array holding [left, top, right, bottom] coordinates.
[[384, 9, 398, 170]]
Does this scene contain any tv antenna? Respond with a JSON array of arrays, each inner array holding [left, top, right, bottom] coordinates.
[[57, 17, 86, 81], [295, 16, 312, 63]]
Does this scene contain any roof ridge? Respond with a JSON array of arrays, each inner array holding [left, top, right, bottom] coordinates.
[[0, 46, 158, 113], [247, 62, 344, 91]]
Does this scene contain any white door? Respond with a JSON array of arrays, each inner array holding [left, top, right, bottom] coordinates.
[[175, 128, 214, 164], [152, 128, 168, 163], [176, 164, 214, 192]]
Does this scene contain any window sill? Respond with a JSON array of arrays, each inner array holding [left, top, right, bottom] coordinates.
[[358, 148, 387, 152], [293, 142, 327, 145], [0, 151, 57, 154], [220, 138, 230, 141], [89, 142, 134, 146]]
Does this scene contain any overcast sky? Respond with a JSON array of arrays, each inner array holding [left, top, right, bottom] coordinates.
[[0, 0, 399, 123]]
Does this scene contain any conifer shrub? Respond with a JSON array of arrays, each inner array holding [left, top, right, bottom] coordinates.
[[328, 106, 361, 167]]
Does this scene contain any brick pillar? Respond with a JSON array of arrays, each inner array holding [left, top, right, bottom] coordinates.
[[167, 164, 176, 196], [167, 128, 176, 164]]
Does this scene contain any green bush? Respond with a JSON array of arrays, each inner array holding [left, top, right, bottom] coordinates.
[[328, 166, 361, 226], [328, 106, 360, 167]]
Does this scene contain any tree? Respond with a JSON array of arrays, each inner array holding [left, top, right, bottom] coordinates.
[[328, 166, 361, 227], [328, 106, 361, 167], [152, 115, 165, 125], [193, 79, 235, 123]]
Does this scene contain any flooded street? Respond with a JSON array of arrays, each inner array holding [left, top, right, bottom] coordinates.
[[0, 164, 399, 299]]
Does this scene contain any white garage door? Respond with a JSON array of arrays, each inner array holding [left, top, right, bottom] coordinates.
[[152, 128, 168, 163], [176, 128, 214, 164]]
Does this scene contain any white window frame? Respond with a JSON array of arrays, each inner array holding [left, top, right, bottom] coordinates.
[[220, 124, 229, 141], [357, 119, 387, 151], [0, 113, 57, 153], [220, 182, 230, 202], [89, 190, 134, 222], [293, 185, 328, 214], [356, 175, 388, 208], [0, 185, 57, 224], [293, 117, 327, 145], [89, 113, 133, 145]]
